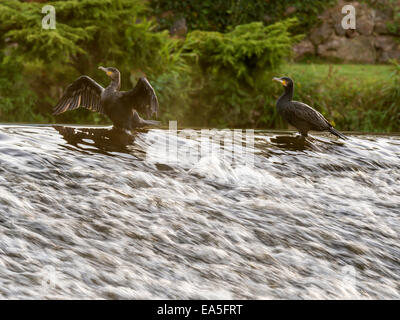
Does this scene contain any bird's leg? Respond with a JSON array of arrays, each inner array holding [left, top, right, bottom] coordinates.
[[295, 132, 307, 140], [131, 110, 160, 128]]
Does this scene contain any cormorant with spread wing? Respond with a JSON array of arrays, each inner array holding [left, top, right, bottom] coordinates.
[[272, 76, 346, 139], [53, 66, 159, 129]]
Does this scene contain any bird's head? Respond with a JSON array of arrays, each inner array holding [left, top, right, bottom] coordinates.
[[99, 66, 120, 81], [272, 76, 293, 87]]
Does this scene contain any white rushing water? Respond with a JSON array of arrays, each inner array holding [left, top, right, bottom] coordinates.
[[0, 125, 399, 299]]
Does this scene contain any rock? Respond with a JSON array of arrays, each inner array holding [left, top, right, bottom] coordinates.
[[318, 35, 376, 63], [346, 2, 376, 35], [374, 21, 389, 34], [317, 0, 336, 23], [345, 29, 358, 38], [330, 1, 375, 36], [309, 23, 333, 45], [300, 0, 400, 63], [375, 35, 395, 50], [375, 35, 400, 62], [374, 10, 391, 34], [331, 9, 347, 36], [317, 35, 342, 52], [357, 12, 375, 35], [293, 40, 315, 59], [334, 22, 347, 36], [263, 15, 273, 24], [378, 49, 400, 63], [285, 6, 297, 16], [161, 10, 174, 19], [170, 17, 187, 38]]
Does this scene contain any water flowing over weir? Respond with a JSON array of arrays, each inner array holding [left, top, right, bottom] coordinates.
[[0, 124, 399, 299]]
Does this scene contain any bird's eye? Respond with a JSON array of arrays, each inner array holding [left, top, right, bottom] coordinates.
[[282, 80, 287, 86]]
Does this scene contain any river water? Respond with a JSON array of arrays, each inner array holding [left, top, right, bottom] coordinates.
[[0, 125, 399, 299]]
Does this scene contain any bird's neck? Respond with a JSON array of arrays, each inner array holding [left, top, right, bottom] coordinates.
[[108, 74, 121, 91], [278, 84, 294, 103]]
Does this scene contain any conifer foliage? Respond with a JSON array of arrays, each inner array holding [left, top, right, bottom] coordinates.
[[0, 0, 299, 127]]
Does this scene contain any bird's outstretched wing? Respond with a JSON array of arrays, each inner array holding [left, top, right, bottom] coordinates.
[[290, 101, 332, 130], [120, 77, 159, 118], [53, 76, 104, 115]]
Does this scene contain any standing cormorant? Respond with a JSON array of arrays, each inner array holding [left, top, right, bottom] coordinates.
[[273, 77, 346, 139], [53, 66, 159, 129]]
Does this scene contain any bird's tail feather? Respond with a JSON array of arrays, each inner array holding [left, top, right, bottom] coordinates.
[[329, 127, 347, 140]]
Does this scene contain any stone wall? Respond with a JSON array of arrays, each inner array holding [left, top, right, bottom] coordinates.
[[293, 0, 400, 63]]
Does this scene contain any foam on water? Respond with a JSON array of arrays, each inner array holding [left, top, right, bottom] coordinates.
[[0, 125, 399, 299]]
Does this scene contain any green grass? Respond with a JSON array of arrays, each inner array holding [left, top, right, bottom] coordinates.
[[281, 63, 394, 86]]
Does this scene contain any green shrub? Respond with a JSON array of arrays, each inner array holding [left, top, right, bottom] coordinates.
[[150, 0, 336, 33], [0, 0, 191, 125], [0, 52, 41, 123], [182, 19, 302, 127], [122, 18, 195, 124]]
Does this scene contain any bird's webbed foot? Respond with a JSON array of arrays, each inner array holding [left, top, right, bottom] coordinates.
[[132, 111, 160, 128]]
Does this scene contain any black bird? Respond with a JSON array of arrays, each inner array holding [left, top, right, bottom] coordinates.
[[272, 76, 346, 139], [53, 66, 159, 130]]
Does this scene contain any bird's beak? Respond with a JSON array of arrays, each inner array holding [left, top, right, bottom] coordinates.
[[99, 66, 112, 76], [272, 77, 287, 86]]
